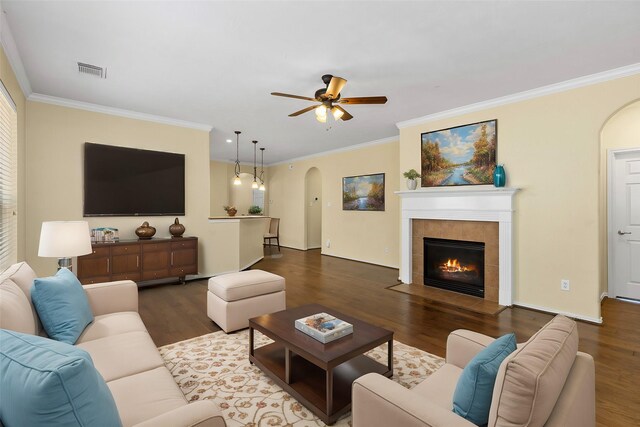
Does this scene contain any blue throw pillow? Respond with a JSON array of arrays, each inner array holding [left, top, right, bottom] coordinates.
[[31, 268, 94, 344], [452, 333, 517, 425], [0, 329, 122, 427]]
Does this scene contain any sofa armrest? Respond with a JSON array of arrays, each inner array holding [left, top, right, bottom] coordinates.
[[446, 330, 496, 369], [133, 401, 226, 427], [352, 373, 477, 427], [83, 280, 138, 316]]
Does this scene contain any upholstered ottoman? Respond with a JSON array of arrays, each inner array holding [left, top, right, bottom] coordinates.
[[207, 270, 286, 333]]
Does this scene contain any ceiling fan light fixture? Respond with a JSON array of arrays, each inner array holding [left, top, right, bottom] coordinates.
[[316, 114, 327, 123], [332, 107, 344, 120], [315, 105, 327, 118]]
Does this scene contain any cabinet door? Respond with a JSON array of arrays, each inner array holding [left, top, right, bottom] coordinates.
[[77, 247, 111, 285], [142, 242, 170, 280], [111, 245, 141, 274], [170, 239, 198, 276]]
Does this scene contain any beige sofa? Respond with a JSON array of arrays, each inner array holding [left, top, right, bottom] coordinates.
[[352, 315, 595, 427], [0, 262, 226, 427]]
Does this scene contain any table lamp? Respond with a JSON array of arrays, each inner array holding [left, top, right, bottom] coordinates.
[[38, 221, 92, 271]]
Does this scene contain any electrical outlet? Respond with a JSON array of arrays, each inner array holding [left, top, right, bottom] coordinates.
[[384, 247, 389, 254], [561, 279, 570, 291], [326, 239, 331, 248]]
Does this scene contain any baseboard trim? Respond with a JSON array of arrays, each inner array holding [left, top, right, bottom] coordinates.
[[240, 256, 264, 271], [600, 292, 609, 302], [513, 301, 603, 324], [321, 253, 399, 270]]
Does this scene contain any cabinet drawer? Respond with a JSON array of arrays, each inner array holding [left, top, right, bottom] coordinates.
[[170, 239, 197, 250], [143, 242, 171, 253], [86, 247, 110, 258], [111, 272, 141, 282], [111, 245, 140, 256], [142, 269, 170, 281], [80, 276, 111, 285], [170, 265, 197, 277]]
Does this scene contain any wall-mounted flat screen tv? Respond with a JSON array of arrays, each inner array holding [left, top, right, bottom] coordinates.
[[84, 143, 185, 216]]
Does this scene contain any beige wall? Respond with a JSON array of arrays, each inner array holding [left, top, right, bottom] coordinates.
[[25, 101, 214, 276], [268, 141, 399, 267], [599, 100, 640, 295], [400, 74, 640, 321], [305, 167, 322, 248], [209, 160, 230, 217], [210, 161, 269, 217], [0, 46, 26, 262]]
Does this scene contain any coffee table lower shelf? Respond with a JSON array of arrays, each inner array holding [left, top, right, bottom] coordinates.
[[250, 342, 391, 425]]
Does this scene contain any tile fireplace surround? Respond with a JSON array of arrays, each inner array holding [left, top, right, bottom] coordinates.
[[396, 187, 518, 306]]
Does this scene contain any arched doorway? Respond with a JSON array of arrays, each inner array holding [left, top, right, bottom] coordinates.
[[601, 100, 640, 301], [305, 167, 322, 250]]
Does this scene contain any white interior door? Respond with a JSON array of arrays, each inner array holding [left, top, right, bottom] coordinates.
[[610, 149, 640, 300]]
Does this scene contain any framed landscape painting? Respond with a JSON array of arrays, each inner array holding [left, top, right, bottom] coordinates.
[[421, 119, 497, 187], [342, 173, 385, 211]]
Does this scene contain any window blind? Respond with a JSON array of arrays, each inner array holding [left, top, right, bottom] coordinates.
[[0, 80, 17, 272]]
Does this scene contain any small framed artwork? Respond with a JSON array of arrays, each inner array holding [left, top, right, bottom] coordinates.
[[342, 173, 385, 211], [421, 119, 497, 187]]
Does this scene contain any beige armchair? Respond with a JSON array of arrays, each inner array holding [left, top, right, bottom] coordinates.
[[352, 315, 595, 427]]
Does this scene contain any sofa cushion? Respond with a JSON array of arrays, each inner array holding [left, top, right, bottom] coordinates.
[[0, 329, 122, 427], [0, 279, 36, 334], [412, 363, 463, 410], [107, 367, 187, 427], [77, 331, 165, 382], [31, 268, 94, 344], [208, 269, 285, 301], [77, 311, 147, 343], [453, 333, 517, 426], [0, 262, 40, 331], [489, 315, 578, 427]]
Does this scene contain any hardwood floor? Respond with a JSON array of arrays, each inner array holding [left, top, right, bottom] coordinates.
[[139, 247, 640, 427]]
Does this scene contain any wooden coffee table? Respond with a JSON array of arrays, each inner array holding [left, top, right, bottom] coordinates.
[[249, 303, 393, 425]]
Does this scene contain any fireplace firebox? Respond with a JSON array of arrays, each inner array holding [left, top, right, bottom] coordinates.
[[423, 237, 485, 298]]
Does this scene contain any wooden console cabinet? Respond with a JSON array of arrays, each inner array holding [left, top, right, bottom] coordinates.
[[77, 237, 198, 285]]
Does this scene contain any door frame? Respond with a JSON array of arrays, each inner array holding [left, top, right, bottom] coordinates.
[[607, 147, 640, 297]]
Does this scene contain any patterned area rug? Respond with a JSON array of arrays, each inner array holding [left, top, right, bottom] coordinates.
[[159, 330, 444, 427]]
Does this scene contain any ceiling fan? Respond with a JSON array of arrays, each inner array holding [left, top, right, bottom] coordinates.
[[271, 74, 387, 122]]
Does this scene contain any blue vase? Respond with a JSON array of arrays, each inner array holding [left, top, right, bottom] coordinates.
[[493, 164, 506, 187]]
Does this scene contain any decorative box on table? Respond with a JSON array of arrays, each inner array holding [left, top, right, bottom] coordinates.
[[295, 312, 353, 343]]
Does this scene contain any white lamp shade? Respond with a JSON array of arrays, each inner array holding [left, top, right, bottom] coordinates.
[[38, 221, 92, 258]]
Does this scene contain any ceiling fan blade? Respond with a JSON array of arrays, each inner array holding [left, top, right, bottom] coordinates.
[[325, 76, 347, 99], [339, 96, 388, 105], [334, 105, 353, 121], [288, 105, 320, 117], [271, 92, 316, 102]]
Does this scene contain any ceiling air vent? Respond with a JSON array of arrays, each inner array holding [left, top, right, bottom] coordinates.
[[77, 62, 107, 79]]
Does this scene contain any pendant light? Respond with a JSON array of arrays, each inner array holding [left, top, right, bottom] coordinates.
[[233, 131, 242, 186], [251, 140, 259, 189], [259, 147, 266, 191]]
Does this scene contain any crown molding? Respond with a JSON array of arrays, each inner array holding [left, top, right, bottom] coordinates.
[[0, 10, 32, 96], [28, 93, 213, 132], [396, 62, 640, 129], [267, 135, 398, 167]]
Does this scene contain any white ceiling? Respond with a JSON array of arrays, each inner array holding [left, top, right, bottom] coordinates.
[[3, 1, 640, 164]]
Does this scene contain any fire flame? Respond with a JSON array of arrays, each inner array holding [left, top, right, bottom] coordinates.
[[440, 259, 473, 273]]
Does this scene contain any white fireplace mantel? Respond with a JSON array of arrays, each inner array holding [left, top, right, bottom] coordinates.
[[396, 186, 519, 306]]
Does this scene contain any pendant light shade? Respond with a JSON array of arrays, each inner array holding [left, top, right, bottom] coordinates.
[[252, 140, 259, 189], [259, 147, 266, 191], [233, 131, 242, 185]]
